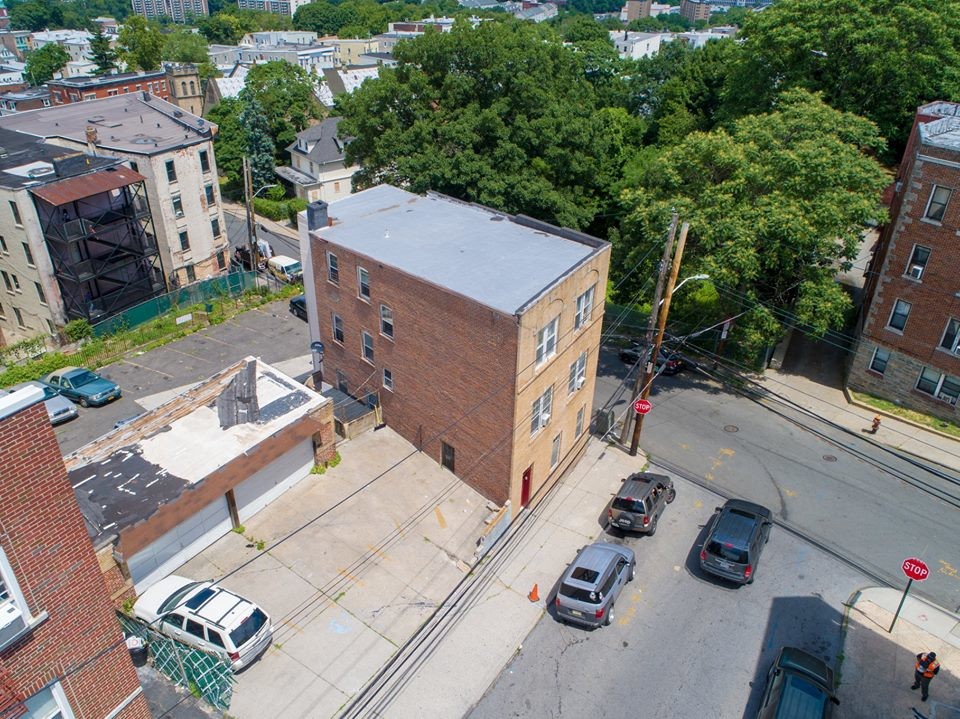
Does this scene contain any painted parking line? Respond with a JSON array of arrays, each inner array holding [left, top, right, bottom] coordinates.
[[119, 359, 174, 379]]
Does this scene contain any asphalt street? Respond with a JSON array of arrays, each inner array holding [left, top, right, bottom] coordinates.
[[594, 347, 960, 612], [468, 468, 864, 719], [223, 205, 300, 258]]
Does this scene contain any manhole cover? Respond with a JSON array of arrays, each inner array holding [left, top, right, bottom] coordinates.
[[823, 455, 838, 462], [723, 425, 739, 433]]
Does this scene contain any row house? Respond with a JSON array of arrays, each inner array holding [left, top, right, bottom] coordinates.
[[276, 117, 357, 203], [47, 70, 170, 105]]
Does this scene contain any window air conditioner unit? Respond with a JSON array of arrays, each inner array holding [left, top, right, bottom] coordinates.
[[937, 393, 958, 406], [576, 377, 585, 390], [0, 602, 25, 647], [908, 264, 924, 279], [540, 413, 551, 427]]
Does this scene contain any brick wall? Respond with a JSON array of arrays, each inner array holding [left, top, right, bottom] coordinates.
[[0, 401, 150, 719]]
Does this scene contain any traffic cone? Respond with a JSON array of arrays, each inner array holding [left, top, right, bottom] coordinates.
[[528, 583, 539, 602]]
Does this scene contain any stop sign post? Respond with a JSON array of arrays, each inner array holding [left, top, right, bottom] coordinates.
[[633, 398, 652, 415], [889, 557, 929, 633]]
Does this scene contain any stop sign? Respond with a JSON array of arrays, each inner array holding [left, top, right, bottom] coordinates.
[[902, 557, 929, 581], [633, 398, 652, 415]]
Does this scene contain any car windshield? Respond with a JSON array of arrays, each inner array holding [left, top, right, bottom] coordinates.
[[288, 261, 302, 274], [160, 581, 205, 614], [706, 540, 748, 564], [229, 608, 268, 648], [775, 673, 828, 718], [612, 497, 646, 514], [34, 385, 59, 400], [69, 371, 99, 387], [559, 582, 602, 604]]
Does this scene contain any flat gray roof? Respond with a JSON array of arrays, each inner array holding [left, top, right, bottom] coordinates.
[[320, 185, 605, 315], [0, 92, 215, 155], [919, 102, 960, 152]]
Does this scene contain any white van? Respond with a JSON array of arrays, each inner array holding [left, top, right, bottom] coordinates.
[[267, 255, 302, 283]]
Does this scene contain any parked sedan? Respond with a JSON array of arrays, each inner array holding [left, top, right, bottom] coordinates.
[[289, 294, 307, 321], [618, 345, 686, 375], [43, 367, 121, 407], [756, 646, 840, 718], [7, 380, 78, 424], [554, 542, 635, 628]]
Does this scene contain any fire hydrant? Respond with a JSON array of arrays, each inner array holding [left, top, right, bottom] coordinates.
[[869, 416, 881, 434]]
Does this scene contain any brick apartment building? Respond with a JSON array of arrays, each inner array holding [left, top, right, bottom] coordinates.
[[131, 0, 209, 22], [847, 101, 960, 420], [679, 0, 711, 22], [300, 186, 610, 509], [0, 386, 150, 719], [47, 71, 170, 106]]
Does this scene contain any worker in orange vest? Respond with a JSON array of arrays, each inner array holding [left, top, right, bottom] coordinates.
[[911, 651, 940, 702]]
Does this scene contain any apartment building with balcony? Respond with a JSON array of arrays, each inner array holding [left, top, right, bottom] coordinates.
[[848, 101, 960, 421], [0, 93, 228, 289], [131, 0, 209, 22]]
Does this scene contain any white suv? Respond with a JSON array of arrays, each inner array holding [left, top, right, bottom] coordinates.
[[134, 575, 272, 671]]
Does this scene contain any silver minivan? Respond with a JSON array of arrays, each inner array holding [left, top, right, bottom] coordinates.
[[555, 542, 635, 628]]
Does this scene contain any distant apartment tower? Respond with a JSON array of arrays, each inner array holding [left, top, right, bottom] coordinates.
[[622, 0, 652, 21], [847, 101, 960, 421], [131, 0, 209, 22], [680, 0, 711, 22], [236, 0, 312, 17], [0, 387, 151, 719], [47, 70, 170, 105]]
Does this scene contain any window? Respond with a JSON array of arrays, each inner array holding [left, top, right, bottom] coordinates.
[[205, 184, 215, 205], [940, 318, 960, 354], [11, 274, 19, 292], [905, 245, 930, 280], [216, 250, 226, 270], [551, 433, 562, 468], [0, 235, 6, 253], [334, 181, 341, 193], [129, 161, 138, 173], [916, 367, 960, 405], [1, 271, 11, 292], [211, 218, 221, 238], [924, 185, 951, 222], [21, 242, 33, 266], [172, 196, 183, 217], [441, 441, 455, 472], [332, 314, 344, 343], [576, 406, 585, 437], [361, 330, 374, 362], [383, 367, 393, 391], [13, 307, 24, 327], [336, 369, 348, 393], [567, 351, 587, 394], [199, 150, 210, 173], [869, 347, 890, 374], [179, 230, 190, 251], [20, 683, 73, 719], [185, 619, 206, 639], [327, 252, 339, 284], [207, 629, 225, 648], [574, 285, 595, 330], [530, 385, 553, 435], [357, 267, 370, 301], [536, 316, 559, 365], [35, 282, 45, 305], [887, 299, 911, 332], [380, 304, 394, 339], [162, 613, 185, 631], [9, 200, 21, 226], [166, 159, 177, 182], [0, 302, 4, 318], [185, 265, 196, 282]]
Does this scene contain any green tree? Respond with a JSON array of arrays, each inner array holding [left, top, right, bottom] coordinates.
[[727, 0, 960, 158], [617, 90, 889, 358], [198, 13, 245, 44], [206, 97, 245, 184], [241, 61, 322, 152], [89, 26, 117, 75], [9, 0, 62, 31], [337, 21, 641, 230], [555, 14, 610, 44], [118, 15, 164, 71], [240, 96, 276, 191], [162, 29, 210, 63], [24, 44, 70, 85], [293, 1, 361, 35]]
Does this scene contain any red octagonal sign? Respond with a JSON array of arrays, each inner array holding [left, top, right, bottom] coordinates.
[[902, 557, 929, 582], [633, 398, 652, 415]]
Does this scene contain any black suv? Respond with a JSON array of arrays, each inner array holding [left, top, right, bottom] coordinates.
[[699, 499, 772, 584], [756, 647, 840, 718], [607, 472, 676, 535]]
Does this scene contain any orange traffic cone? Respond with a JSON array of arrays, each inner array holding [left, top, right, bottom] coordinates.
[[528, 583, 539, 602]]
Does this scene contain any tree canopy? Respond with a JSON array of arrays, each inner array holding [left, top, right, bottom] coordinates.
[[206, 98, 246, 184], [24, 44, 69, 85], [162, 29, 210, 63], [241, 61, 323, 152], [89, 27, 117, 75], [118, 16, 164, 71], [7, 0, 130, 30], [240, 96, 276, 191]]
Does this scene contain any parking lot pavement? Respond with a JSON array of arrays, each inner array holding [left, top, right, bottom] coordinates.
[[173, 427, 495, 719], [53, 298, 309, 455]]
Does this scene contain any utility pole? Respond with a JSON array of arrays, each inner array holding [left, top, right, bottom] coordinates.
[[630, 221, 689, 456], [243, 156, 259, 271], [620, 213, 679, 445]]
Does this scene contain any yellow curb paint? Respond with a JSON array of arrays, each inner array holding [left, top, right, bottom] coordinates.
[[435, 505, 447, 529]]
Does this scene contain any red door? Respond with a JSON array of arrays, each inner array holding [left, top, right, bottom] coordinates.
[[521, 466, 532, 506]]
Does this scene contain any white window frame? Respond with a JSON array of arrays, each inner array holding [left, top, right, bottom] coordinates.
[[939, 318, 960, 354], [904, 244, 930, 280], [550, 432, 562, 468], [868, 346, 890, 374], [574, 285, 595, 330], [567, 351, 587, 394], [380, 304, 394, 339], [22, 682, 75, 719], [535, 316, 559, 365], [886, 299, 911, 332], [361, 330, 374, 363], [916, 367, 960, 405], [575, 405, 585, 437], [924, 185, 952, 222], [357, 266, 370, 301], [530, 385, 553, 436], [383, 367, 393, 391], [332, 313, 344, 344], [327, 252, 339, 284]]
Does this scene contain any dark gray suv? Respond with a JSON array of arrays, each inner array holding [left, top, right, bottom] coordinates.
[[699, 499, 772, 584], [607, 472, 676, 535], [757, 647, 840, 718], [554, 542, 635, 628]]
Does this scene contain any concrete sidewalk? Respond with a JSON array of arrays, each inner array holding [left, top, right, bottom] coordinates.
[[841, 587, 960, 717], [377, 437, 647, 718]]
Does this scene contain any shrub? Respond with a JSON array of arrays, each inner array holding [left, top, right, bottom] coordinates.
[[253, 198, 288, 221], [288, 198, 308, 226], [63, 318, 93, 342]]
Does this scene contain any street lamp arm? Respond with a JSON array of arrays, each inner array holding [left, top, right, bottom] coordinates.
[[659, 274, 710, 306]]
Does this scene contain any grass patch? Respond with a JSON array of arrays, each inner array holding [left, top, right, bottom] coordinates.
[[851, 391, 960, 438]]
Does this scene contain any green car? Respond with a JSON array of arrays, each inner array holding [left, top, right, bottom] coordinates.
[[44, 366, 121, 408]]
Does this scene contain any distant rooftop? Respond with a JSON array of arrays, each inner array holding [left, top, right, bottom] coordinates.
[[918, 101, 960, 152], [0, 126, 118, 190], [317, 185, 607, 315], [48, 69, 164, 88], [0, 92, 215, 155]]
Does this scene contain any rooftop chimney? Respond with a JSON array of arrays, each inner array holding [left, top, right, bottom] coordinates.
[[307, 200, 329, 230], [85, 125, 98, 153]]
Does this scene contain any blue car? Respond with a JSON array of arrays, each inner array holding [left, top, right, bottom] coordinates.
[[43, 366, 121, 408]]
